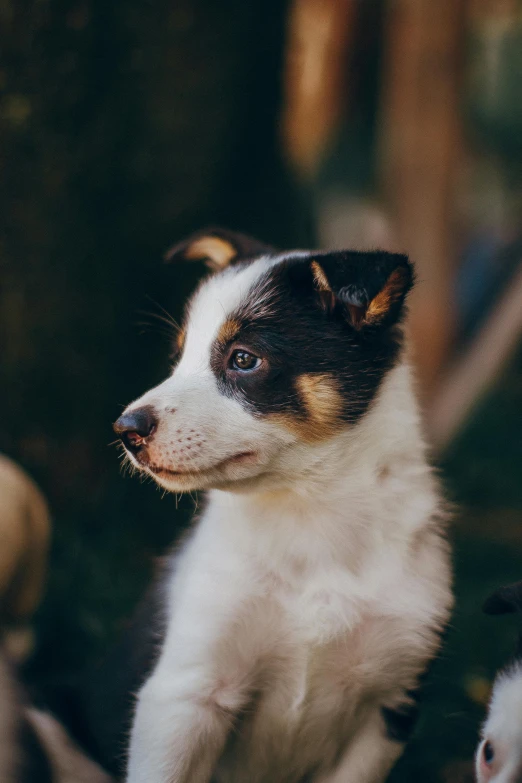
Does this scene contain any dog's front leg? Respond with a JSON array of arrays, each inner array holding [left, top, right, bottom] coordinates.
[[126, 666, 241, 783], [126, 637, 252, 783]]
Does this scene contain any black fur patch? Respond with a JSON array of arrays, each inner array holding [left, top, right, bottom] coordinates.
[[483, 580, 522, 615], [207, 251, 413, 430], [483, 580, 522, 658], [381, 693, 420, 744]]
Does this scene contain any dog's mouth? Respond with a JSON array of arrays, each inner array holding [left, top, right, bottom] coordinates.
[[143, 450, 258, 479]]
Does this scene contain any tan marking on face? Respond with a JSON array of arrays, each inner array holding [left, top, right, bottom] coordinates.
[[184, 236, 237, 270], [176, 327, 186, 353], [272, 373, 342, 442], [364, 267, 407, 325], [217, 318, 241, 346], [298, 373, 342, 435]]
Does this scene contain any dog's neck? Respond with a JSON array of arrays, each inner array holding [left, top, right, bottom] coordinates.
[[208, 361, 436, 572]]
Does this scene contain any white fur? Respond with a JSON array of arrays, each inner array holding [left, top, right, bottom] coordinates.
[[476, 664, 522, 783], [122, 256, 453, 783]]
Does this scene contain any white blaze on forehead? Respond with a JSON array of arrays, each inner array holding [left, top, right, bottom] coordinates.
[[175, 255, 285, 377]]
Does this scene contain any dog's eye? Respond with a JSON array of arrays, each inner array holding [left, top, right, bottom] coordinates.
[[230, 350, 261, 372], [483, 740, 494, 764]]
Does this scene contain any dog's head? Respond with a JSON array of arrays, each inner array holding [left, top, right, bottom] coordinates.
[[114, 228, 414, 492]]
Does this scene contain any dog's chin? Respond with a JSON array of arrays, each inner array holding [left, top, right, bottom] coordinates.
[[131, 450, 266, 492]]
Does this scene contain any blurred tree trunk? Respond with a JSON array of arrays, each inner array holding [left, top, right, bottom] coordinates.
[[0, 0, 312, 680], [379, 0, 465, 399]]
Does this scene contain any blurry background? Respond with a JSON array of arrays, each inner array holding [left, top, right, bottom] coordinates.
[[1, 0, 522, 780]]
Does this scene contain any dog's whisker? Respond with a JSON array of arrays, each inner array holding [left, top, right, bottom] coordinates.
[[143, 296, 180, 330], [135, 316, 178, 340]]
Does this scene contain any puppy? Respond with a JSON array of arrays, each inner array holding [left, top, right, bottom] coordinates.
[[476, 581, 522, 783], [114, 229, 453, 783]]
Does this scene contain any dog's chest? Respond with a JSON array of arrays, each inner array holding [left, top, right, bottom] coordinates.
[[216, 564, 424, 783], [267, 559, 420, 683], [278, 566, 362, 638]]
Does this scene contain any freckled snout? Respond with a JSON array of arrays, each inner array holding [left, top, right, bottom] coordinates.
[[113, 405, 158, 453]]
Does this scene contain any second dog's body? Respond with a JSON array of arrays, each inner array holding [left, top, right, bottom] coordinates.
[[115, 230, 453, 783]]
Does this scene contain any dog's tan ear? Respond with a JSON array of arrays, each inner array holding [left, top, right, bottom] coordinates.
[[165, 227, 274, 271]]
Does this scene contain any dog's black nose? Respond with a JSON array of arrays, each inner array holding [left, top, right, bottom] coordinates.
[[113, 406, 157, 452]]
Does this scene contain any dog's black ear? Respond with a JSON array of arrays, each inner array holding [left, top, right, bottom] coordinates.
[[165, 227, 274, 271], [483, 581, 522, 615], [308, 250, 414, 330]]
